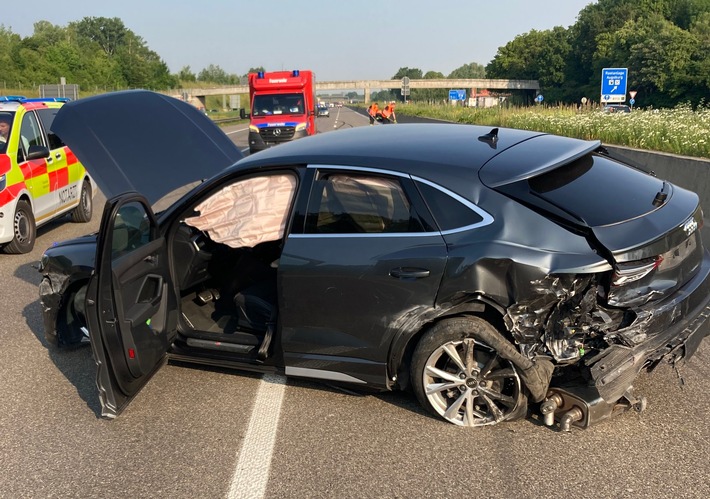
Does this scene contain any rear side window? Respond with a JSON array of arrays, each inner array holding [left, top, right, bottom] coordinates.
[[415, 181, 484, 231], [527, 154, 665, 226], [305, 172, 425, 234], [36, 108, 65, 149]]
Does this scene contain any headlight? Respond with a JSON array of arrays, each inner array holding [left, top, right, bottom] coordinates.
[[38, 253, 49, 272], [249, 125, 259, 133], [295, 123, 306, 132]]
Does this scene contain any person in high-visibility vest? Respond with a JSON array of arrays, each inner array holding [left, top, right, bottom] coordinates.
[[381, 101, 397, 123], [367, 102, 379, 125]]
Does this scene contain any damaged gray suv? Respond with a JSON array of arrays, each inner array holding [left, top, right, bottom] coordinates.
[[38, 91, 709, 430]]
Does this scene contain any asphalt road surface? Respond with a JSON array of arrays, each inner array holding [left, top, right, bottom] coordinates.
[[1, 106, 708, 498]]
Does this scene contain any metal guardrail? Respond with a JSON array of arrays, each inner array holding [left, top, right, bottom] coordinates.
[[212, 117, 245, 124]]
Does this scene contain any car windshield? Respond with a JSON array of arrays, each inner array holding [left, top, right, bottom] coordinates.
[[0, 111, 14, 154], [252, 93, 305, 116]]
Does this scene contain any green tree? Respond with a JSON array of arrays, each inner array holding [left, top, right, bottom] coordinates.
[[0, 26, 22, 86], [31, 21, 66, 47], [371, 89, 396, 102], [198, 64, 229, 84], [448, 62, 486, 79], [178, 66, 196, 83], [687, 10, 710, 99], [669, 0, 710, 28], [565, 1, 636, 97], [113, 32, 177, 89], [595, 14, 696, 106], [486, 27, 571, 103], [416, 71, 446, 103], [74, 17, 127, 57], [392, 67, 423, 80]]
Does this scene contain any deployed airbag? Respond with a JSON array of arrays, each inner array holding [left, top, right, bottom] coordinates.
[[185, 174, 296, 248]]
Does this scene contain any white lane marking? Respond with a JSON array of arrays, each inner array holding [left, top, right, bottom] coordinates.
[[227, 373, 286, 499]]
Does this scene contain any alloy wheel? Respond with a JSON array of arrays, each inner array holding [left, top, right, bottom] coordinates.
[[422, 338, 522, 426]]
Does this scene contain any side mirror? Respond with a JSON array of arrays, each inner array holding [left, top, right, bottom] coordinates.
[[239, 108, 251, 120], [26, 145, 50, 161]]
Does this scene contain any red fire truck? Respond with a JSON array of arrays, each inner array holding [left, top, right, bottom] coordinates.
[[247, 70, 317, 154]]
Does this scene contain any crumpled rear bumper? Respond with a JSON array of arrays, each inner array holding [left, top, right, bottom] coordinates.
[[589, 249, 710, 403]]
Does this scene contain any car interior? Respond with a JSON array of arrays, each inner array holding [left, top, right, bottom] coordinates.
[[163, 170, 417, 362], [168, 173, 297, 361]]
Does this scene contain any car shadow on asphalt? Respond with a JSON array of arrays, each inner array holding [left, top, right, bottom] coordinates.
[[22, 298, 102, 418], [285, 376, 442, 423], [9, 216, 77, 287]]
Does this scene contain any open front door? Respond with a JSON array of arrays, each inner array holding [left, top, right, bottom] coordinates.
[[85, 193, 177, 418]]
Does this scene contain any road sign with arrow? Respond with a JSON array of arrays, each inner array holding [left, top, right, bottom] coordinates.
[[601, 68, 628, 103]]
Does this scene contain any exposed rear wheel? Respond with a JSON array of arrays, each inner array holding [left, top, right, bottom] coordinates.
[[411, 317, 527, 426], [3, 200, 36, 254]]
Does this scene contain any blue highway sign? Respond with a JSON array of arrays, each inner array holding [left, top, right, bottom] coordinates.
[[601, 68, 628, 103], [449, 89, 466, 101]]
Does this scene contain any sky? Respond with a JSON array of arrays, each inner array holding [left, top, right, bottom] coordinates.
[[2, 0, 596, 81]]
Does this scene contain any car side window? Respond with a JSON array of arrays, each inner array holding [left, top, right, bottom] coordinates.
[[305, 172, 425, 234], [19, 112, 45, 157], [36, 108, 65, 150], [112, 201, 152, 257], [415, 181, 484, 231]]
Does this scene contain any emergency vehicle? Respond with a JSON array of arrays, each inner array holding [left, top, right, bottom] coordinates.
[[247, 70, 317, 154], [0, 96, 93, 254]]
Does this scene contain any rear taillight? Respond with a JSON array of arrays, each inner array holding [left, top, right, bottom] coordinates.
[[611, 256, 663, 286]]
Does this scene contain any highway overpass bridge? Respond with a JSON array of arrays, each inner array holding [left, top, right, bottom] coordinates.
[[175, 78, 540, 107]]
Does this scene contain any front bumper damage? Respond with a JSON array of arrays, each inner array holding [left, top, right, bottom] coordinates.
[[39, 275, 62, 345]]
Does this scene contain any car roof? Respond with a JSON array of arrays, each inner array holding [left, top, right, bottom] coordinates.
[[237, 124, 598, 192], [0, 102, 22, 112], [0, 98, 66, 112], [239, 124, 536, 172], [52, 90, 244, 205]]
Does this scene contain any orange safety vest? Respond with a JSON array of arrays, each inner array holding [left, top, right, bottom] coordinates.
[[368, 104, 379, 117]]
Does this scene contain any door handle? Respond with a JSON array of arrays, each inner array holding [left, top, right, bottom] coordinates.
[[389, 267, 431, 279]]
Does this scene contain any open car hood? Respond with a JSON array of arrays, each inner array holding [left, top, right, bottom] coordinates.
[[52, 90, 243, 205]]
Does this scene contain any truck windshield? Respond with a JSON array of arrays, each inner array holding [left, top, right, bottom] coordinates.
[[252, 93, 305, 116]]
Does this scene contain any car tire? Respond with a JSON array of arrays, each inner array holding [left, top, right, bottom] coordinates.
[[3, 199, 36, 254], [71, 180, 93, 223], [50, 283, 89, 347], [411, 316, 528, 426]]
